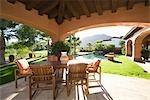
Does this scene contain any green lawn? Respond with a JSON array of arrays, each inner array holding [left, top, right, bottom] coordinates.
[[101, 55, 150, 79], [5, 50, 47, 61]]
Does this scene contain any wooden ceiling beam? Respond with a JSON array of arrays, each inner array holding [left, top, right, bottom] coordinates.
[[56, 0, 65, 24], [39, 0, 59, 15], [48, 9, 58, 19], [145, 0, 150, 6], [64, 13, 72, 21], [111, 0, 118, 13], [127, 0, 135, 9], [66, 2, 80, 19], [25, 0, 43, 10], [94, 0, 103, 15], [24, 0, 33, 10], [63, 6, 73, 21], [78, 0, 90, 17], [7, 0, 17, 4]]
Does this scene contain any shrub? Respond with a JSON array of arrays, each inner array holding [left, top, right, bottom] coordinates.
[[9, 55, 15, 62], [141, 49, 150, 60], [106, 44, 115, 51], [50, 41, 70, 56]]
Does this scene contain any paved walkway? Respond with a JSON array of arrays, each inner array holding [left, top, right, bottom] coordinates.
[[0, 73, 150, 100], [102, 74, 150, 100], [135, 61, 150, 73]]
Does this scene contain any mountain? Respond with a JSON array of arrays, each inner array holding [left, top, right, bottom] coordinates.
[[79, 34, 111, 47]]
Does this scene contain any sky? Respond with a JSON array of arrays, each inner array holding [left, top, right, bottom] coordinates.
[[8, 26, 133, 44], [75, 26, 133, 39]]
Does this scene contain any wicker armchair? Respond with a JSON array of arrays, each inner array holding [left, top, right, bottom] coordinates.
[[15, 59, 32, 88], [29, 65, 57, 100], [66, 63, 89, 96], [87, 59, 101, 84]]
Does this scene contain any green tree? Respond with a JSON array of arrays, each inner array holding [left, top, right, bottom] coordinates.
[[106, 44, 115, 51], [0, 19, 18, 64], [87, 43, 93, 51], [119, 40, 125, 47], [15, 25, 48, 52], [94, 41, 105, 51], [12, 42, 30, 58], [66, 34, 81, 55], [119, 40, 125, 54]]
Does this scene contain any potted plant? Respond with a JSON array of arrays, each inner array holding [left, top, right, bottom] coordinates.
[[9, 55, 15, 62], [49, 41, 70, 61]]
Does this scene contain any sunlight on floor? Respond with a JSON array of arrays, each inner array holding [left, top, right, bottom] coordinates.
[[17, 86, 26, 92], [4, 93, 19, 100]]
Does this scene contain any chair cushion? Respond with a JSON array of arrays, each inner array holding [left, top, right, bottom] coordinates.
[[17, 59, 29, 70]]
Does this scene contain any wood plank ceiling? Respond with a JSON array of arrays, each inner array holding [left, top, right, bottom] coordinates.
[[7, 0, 149, 25]]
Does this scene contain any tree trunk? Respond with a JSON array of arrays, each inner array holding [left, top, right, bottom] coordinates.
[[0, 30, 6, 64]]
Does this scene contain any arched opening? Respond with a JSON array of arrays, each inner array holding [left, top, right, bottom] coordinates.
[[141, 34, 150, 61], [134, 30, 150, 62], [0, 18, 55, 62], [126, 40, 132, 57]]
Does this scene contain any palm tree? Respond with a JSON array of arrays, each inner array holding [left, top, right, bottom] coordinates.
[[87, 43, 92, 51], [66, 34, 81, 55], [0, 19, 18, 64]]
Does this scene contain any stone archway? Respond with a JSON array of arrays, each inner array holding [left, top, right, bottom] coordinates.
[[134, 30, 150, 61], [126, 40, 133, 57]]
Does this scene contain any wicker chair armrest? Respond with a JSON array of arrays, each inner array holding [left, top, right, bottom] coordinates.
[[87, 66, 95, 68]]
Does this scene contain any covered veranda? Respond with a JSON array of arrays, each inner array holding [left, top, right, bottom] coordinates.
[[0, 0, 150, 100]]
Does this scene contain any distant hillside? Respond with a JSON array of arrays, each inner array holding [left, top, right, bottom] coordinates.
[[80, 34, 111, 47]]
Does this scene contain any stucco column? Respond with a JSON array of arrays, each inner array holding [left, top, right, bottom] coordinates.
[[51, 34, 59, 43], [133, 42, 142, 62]]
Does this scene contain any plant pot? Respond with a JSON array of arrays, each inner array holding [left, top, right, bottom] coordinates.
[[60, 52, 69, 64], [9, 55, 14, 62]]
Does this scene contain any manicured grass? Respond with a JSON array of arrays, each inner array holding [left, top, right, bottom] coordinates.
[[0, 57, 47, 85], [4, 50, 47, 62], [101, 55, 150, 79], [33, 50, 47, 57]]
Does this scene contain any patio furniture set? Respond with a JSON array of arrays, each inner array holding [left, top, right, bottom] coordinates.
[[15, 57, 101, 100]]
